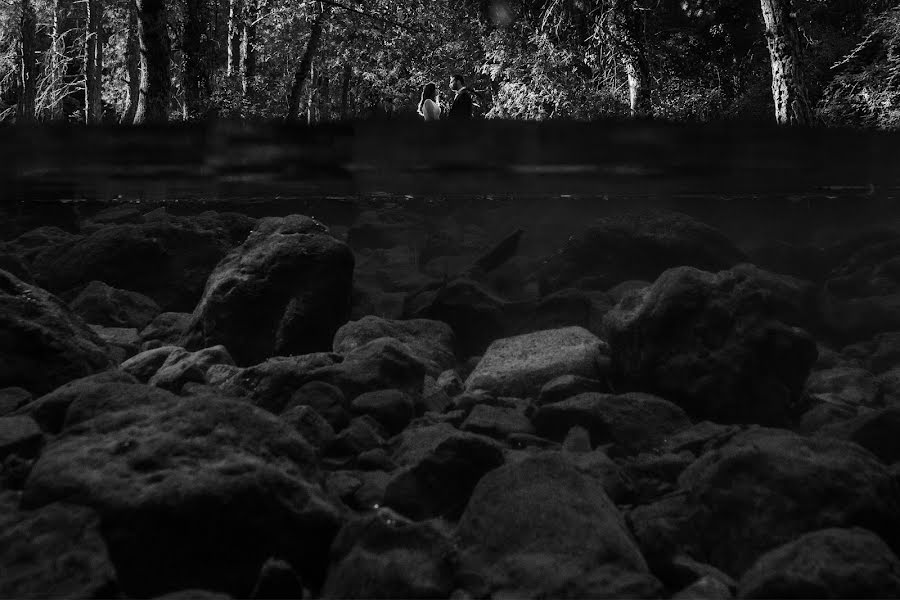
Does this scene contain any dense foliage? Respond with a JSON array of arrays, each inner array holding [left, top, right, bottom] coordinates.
[[0, 0, 898, 127]]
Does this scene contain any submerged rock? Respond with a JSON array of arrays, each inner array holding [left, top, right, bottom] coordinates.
[[140, 312, 192, 346], [333, 315, 456, 376], [465, 326, 609, 399], [383, 423, 504, 520], [30, 219, 232, 312], [0, 269, 112, 395], [22, 395, 341, 597], [0, 493, 119, 598], [538, 209, 746, 295], [532, 392, 691, 456], [182, 215, 354, 366], [631, 428, 900, 578], [456, 453, 659, 598], [737, 527, 900, 599], [322, 512, 458, 598], [819, 234, 900, 343], [148, 345, 235, 393], [404, 277, 518, 358], [68, 280, 161, 329], [603, 266, 818, 426], [816, 406, 900, 464]]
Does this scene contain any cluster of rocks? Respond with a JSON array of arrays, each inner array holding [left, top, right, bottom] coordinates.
[[2, 202, 900, 599]]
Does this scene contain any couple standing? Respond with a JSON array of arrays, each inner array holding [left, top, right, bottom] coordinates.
[[417, 74, 474, 121]]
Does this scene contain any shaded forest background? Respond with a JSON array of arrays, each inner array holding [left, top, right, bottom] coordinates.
[[1, 0, 899, 128]]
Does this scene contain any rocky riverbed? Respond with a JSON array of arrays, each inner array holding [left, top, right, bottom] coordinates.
[[2, 199, 900, 599]]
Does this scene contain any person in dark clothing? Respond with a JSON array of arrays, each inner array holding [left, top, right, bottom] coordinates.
[[446, 73, 473, 119]]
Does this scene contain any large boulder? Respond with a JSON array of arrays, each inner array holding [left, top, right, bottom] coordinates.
[[383, 423, 505, 520], [68, 280, 162, 329], [737, 528, 900, 599], [816, 407, 900, 464], [22, 394, 342, 597], [6, 226, 79, 262], [456, 453, 660, 598], [182, 215, 354, 366], [603, 266, 818, 426], [29, 219, 232, 311], [404, 277, 527, 358], [630, 428, 900, 578], [0, 269, 112, 395], [322, 512, 458, 598], [465, 327, 609, 399], [333, 316, 456, 376], [819, 234, 900, 343], [15, 370, 139, 434], [0, 493, 119, 598], [537, 209, 746, 295], [305, 338, 428, 402]]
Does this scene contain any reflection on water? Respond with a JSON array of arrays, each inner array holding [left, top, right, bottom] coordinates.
[[3, 119, 899, 205]]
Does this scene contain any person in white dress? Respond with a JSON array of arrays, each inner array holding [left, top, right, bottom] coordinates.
[[417, 82, 441, 121]]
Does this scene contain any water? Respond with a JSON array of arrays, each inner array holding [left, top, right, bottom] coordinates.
[[4, 120, 900, 597], [4, 119, 900, 244]]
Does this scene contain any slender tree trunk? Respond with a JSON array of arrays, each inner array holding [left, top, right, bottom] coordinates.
[[241, 0, 256, 97], [623, 54, 650, 117], [606, 0, 651, 117], [227, 0, 242, 77], [340, 62, 351, 120], [124, 0, 140, 123], [286, 4, 332, 122], [49, 0, 64, 120], [320, 73, 329, 120], [84, 0, 103, 123], [17, 0, 38, 123], [760, 0, 813, 126], [306, 62, 315, 124], [183, 0, 209, 119], [134, 0, 171, 123]]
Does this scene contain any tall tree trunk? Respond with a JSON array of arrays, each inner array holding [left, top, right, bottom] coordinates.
[[124, 0, 140, 123], [286, 4, 331, 123], [306, 62, 315, 124], [49, 0, 64, 120], [227, 0, 242, 77], [183, 0, 209, 119], [241, 0, 256, 97], [84, 0, 103, 123], [17, 0, 38, 123], [340, 62, 351, 120], [606, 0, 651, 117], [134, 0, 171, 123], [760, 0, 813, 126], [623, 54, 650, 117]]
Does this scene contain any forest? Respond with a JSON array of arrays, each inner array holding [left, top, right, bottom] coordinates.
[[0, 0, 898, 128]]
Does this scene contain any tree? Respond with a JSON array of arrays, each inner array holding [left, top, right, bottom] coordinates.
[[84, 0, 103, 123], [123, 0, 141, 123], [227, 0, 242, 76], [760, 0, 814, 125], [605, 0, 652, 117], [48, 0, 63, 120], [286, 2, 331, 122], [17, 0, 37, 123], [133, 0, 171, 123], [183, 0, 211, 118], [240, 0, 257, 96]]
